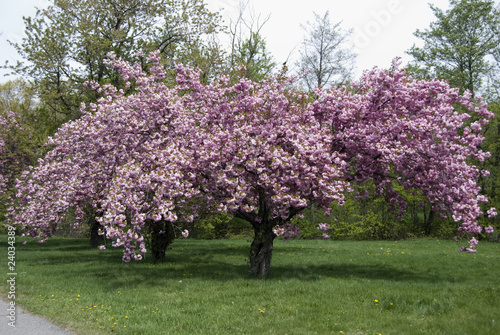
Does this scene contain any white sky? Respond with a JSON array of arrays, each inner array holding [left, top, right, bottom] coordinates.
[[1, 0, 498, 83]]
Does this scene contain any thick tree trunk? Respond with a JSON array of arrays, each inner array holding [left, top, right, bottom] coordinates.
[[150, 220, 175, 260], [424, 208, 435, 236], [89, 218, 105, 248], [237, 190, 303, 278], [87, 205, 105, 248], [249, 222, 275, 278]]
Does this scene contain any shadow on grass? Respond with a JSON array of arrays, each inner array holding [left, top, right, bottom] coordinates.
[[63, 261, 453, 295], [15, 237, 94, 251], [11, 237, 454, 289]]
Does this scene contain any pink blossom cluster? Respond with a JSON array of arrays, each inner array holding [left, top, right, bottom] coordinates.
[[273, 223, 302, 241], [9, 53, 496, 259], [317, 223, 331, 239], [0, 116, 8, 192]]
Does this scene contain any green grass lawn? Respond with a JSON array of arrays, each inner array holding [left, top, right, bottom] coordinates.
[[1, 236, 500, 334]]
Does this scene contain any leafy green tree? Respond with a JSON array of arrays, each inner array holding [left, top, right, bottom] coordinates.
[[6, 0, 222, 121], [226, 1, 276, 81], [0, 79, 54, 174], [232, 31, 276, 81], [0, 79, 57, 223], [406, 0, 500, 97]]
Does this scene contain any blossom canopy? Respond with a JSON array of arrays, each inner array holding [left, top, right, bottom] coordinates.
[[9, 52, 496, 275]]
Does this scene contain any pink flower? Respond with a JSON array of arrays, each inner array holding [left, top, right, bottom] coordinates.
[[485, 226, 494, 234], [98, 245, 106, 250], [181, 229, 189, 238], [487, 208, 498, 218], [322, 233, 330, 239], [317, 223, 330, 231], [273, 227, 285, 237]]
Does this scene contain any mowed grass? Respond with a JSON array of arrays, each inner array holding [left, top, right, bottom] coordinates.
[[1, 236, 500, 335]]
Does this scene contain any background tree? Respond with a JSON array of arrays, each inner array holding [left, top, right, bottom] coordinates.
[[0, 113, 21, 196], [297, 11, 356, 90], [227, 1, 276, 81], [0, 79, 55, 206], [406, 0, 500, 97], [5, 0, 222, 122]]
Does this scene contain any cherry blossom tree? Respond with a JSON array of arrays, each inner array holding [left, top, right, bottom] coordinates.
[[9, 53, 189, 255], [9, 52, 496, 278]]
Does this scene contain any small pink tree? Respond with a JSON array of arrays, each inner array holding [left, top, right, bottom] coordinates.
[[10, 53, 496, 277]]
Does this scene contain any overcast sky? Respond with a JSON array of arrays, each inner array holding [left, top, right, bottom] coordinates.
[[2, 0, 497, 83]]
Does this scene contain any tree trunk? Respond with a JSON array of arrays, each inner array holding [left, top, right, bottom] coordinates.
[[412, 202, 418, 226], [249, 222, 275, 278], [89, 218, 105, 248], [424, 208, 435, 236], [150, 220, 175, 260]]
